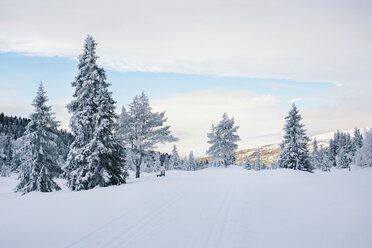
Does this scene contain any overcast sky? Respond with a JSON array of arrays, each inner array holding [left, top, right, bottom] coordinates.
[[0, 0, 371, 156]]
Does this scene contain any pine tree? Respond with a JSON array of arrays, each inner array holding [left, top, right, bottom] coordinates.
[[355, 129, 372, 167], [278, 104, 312, 172], [125, 149, 135, 171], [255, 147, 262, 170], [352, 128, 363, 154], [66, 36, 125, 190], [311, 138, 322, 169], [320, 147, 332, 172], [153, 152, 161, 173], [188, 151, 196, 171], [15, 83, 61, 193], [0, 135, 12, 176], [244, 156, 252, 170], [116, 93, 178, 178], [206, 113, 240, 166], [168, 145, 181, 170]]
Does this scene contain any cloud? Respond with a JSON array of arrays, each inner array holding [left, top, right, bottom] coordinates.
[[0, 0, 371, 89], [151, 88, 284, 157]]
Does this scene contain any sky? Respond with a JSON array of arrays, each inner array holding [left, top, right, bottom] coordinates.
[[0, 0, 371, 157]]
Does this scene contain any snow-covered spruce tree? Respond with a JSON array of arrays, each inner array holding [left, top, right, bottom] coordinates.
[[15, 83, 61, 193], [0, 154, 9, 177], [278, 104, 312, 172], [244, 156, 252, 170], [66, 36, 125, 190], [125, 149, 135, 171], [206, 113, 240, 167], [353, 128, 363, 153], [320, 147, 332, 171], [311, 138, 322, 169], [254, 147, 262, 170], [153, 152, 161, 173], [355, 129, 372, 167], [0, 135, 12, 177], [168, 145, 181, 170], [188, 151, 196, 171], [116, 92, 178, 178]]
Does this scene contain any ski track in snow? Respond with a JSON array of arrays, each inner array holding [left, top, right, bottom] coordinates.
[[104, 193, 186, 248], [64, 190, 172, 248], [202, 177, 235, 248], [1, 167, 372, 248]]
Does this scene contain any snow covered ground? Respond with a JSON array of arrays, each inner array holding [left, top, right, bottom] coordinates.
[[0, 167, 371, 248]]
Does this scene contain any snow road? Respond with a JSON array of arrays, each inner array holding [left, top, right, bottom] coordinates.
[[0, 166, 371, 248]]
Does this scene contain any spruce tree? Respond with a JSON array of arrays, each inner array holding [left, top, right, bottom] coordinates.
[[188, 151, 196, 171], [244, 156, 252, 170], [0, 135, 12, 176], [66, 36, 125, 190], [116, 93, 178, 178], [15, 83, 61, 193], [352, 128, 363, 154], [206, 113, 240, 166], [355, 129, 372, 167], [168, 145, 181, 170], [255, 147, 262, 170], [278, 104, 312, 172], [311, 138, 322, 169], [320, 147, 332, 171], [153, 152, 161, 173]]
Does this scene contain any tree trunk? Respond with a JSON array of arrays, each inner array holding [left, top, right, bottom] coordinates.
[[136, 165, 140, 178]]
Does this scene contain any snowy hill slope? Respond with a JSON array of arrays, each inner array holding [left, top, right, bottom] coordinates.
[[0, 167, 371, 248]]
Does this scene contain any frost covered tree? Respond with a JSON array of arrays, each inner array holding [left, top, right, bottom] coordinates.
[[168, 145, 181, 170], [66, 36, 126, 190], [329, 131, 354, 168], [311, 138, 322, 169], [0, 135, 12, 177], [188, 151, 196, 171], [116, 92, 178, 178], [353, 128, 363, 150], [355, 129, 372, 167], [278, 104, 312, 172], [153, 152, 161, 173], [15, 83, 61, 193], [125, 149, 135, 171], [254, 147, 262, 170], [206, 113, 240, 166], [0, 154, 9, 177], [244, 156, 252, 170], [320, 147, 332, 172]]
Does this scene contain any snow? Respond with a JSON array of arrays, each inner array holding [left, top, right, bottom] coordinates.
[[0, 167, 371, 248]]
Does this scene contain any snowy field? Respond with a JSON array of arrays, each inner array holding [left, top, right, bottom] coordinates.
[[0, 166, 371, 248]]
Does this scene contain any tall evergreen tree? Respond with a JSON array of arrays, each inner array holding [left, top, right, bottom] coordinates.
[[0, 135, 12, 176], [66, 36, 125, 190], [168, 145, 181, 170], [355, 128, 372, 167], [15, 83, 61, 193], [278, 104, 312, 172], [116, 92, 178, 178], [320, 147, 332, 172], [244, 156, 252, 170], [206, 113, 240, 166], [188, 151, 196, 171], [353, 128, 363, 153], [153, 152, 161, 173], [254, 147, 262, 170], [311, 138, 322, 169]]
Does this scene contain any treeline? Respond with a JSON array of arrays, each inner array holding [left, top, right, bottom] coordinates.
[[205, 104, 371, 172]]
